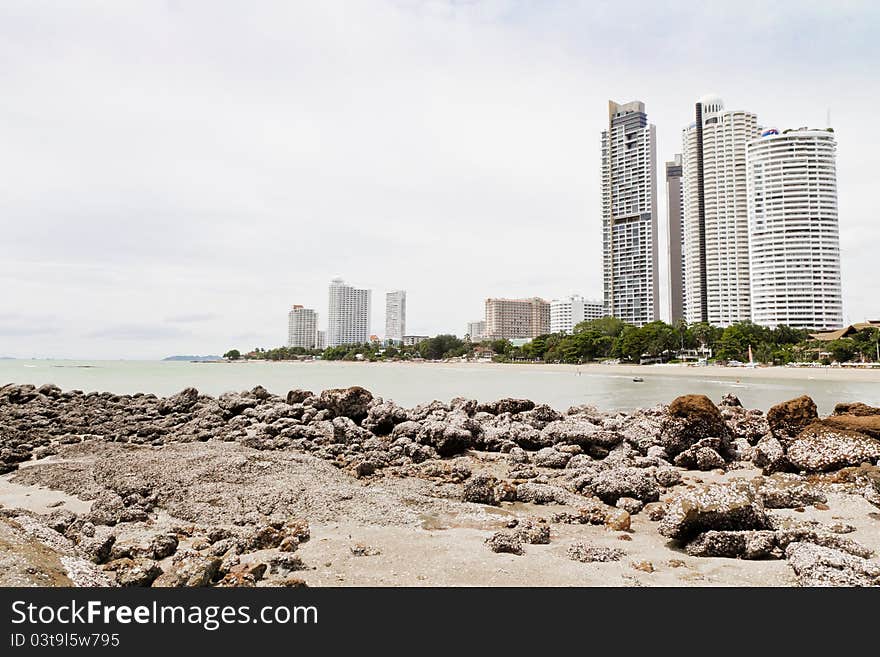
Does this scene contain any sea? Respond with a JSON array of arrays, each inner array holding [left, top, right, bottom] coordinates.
[[1, 359, 877, 415]]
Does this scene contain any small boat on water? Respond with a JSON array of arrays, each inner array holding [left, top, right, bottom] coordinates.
[[632, 376, 644, 382]]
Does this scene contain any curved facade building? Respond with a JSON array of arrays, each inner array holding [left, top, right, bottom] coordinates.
[[746, 129, 843, 330], [681, 95, 759, 327]]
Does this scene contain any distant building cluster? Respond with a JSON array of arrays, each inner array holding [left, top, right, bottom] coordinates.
[[608, 94, 843, 331], [283, 96, 847, 350]]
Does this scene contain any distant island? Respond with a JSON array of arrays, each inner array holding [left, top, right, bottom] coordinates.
[[162, 355, 224, 362]]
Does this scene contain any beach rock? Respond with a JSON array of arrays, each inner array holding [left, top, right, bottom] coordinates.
[[592, 467, 659, 504], [773, 527, 874, 558], [76, 530, 116, 564], [684, 530, 777, 559], [786, 424, 880, 472], [286, 389, 314, 405], [567, 542, 625, 563], [478, 399, 535, 415], [753, 434, 789, 474], [312, 386, 374, 423], [767, 396, 817, 442], [268, 554, 306, 575], [153, 555, 222, 587], [462, 473, 499, 505], [785, 542, 880, 587], [674, 438, 727, 470], [158, 388, 199, 415], [662, 395, 726, 456], [659, 481, 770, 541], [362, 400, 408, 435], [655, 467, 682, 488], [832, 402, 880, 417], [533, 447, 570, 469], [485, 531, 524, 555], [104, 558, 163, 587], [515, 520, 550, 545], [754, 474, 827, 509], [720, 394, 742, 408], [218, 392, 258, 417], [615, 497, 644, 515], [819, 414, 880, 439], [541, 417, 618, 449], [604, 508, 631, 531], [515, 483, 568, 505]]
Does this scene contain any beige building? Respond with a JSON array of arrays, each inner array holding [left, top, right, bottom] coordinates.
[[484, 297, 550, 340]]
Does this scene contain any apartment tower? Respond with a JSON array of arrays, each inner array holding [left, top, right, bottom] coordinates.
[[384, 290, 406, 344], [601, 100, 659, 326], [287, 305, 319, 349], [682, 95, 759, 326], [327, 278, 371, 347], [746, 128, 843, 330], [484, 298, 550, 340]]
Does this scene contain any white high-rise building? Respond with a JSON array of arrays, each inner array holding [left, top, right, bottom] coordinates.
[[287, 305, 318, 349], [746, 128, 843, 331], [384, 290, 406, 344], [327, 278, 371, 347], [466, 320, 486, 342], [601, 100, 659, 327], [682, 95, 759, 326], [550, 295, 604, 334]]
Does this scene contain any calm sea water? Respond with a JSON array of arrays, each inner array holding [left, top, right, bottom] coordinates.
[[1, 359, 877, 415]]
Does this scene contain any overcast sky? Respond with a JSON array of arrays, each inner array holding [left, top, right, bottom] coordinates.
[[1, 1, 877, 359]]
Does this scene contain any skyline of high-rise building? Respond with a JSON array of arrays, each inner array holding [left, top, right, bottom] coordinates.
[[747, 128, 843, 331], [485, 297, 550, 340], [327, 277, 371, 347], [682, 95, 759, 327], [287, 305, 319, 349], [665, 154, 685, 323], [601, 99, 660, 327], [384, 290, 406, 344]]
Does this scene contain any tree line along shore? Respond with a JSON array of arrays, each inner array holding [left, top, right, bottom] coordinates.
[[224, 318, 880, 366]]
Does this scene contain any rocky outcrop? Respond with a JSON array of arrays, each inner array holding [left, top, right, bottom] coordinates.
[[662, 395, 726, 457], [785, 424, 880, 472], [785, 542, 880, 587], [658, 481, 770, 541], [767, 396, 818, 442]]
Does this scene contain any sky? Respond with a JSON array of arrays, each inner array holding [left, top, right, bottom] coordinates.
[[1, 0, 878, 359]]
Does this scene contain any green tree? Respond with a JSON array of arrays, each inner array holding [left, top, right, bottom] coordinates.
[[828, 339, 856, 363], [223, 349, 241, 360]]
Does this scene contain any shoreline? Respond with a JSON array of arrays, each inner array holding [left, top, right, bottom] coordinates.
[[223, 358, 880, 383]]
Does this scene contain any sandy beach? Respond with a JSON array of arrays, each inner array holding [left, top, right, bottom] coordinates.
[[409, 360, 880, 383]]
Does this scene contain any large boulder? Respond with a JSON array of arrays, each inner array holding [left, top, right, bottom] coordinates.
[[311, 387, 374, 422], [785, 542, 880, 587], [477, 398, 535, 415], [662, 395, 726, 457], [685, 530, 777, 559], [819, 414, 880, 440], [785, 424, 880, 472], [753, 434, 789, 474], [766, 396, 817, 442], [658, 481, 770, 541], [592, 467, 660, 504], [832, 402, 880, 417], [540, 418, 619, 449], [158, 388, 199, 415]]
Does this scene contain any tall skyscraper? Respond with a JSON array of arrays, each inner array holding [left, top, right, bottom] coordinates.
[[666, 155, 685, 323], [601, 100, 659, 326], [550, 295, 604, 334], [287, 305, 319, 349], [682, 95, 759, 326], [746, 128, 843, 331], [327, 278, 371, 347], [384, 290, 406, 344], [484, 298, 550, 340]]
